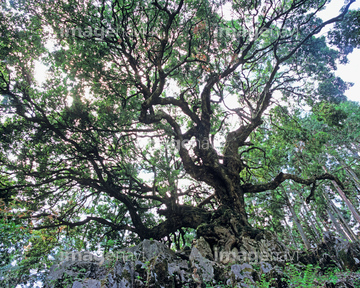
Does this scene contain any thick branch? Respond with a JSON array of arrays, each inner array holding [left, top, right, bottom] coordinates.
[[33, 216, 136, 233], [242, 172, 344, 199]]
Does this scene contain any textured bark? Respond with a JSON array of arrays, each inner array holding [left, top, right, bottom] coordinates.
[[151, 205, 213, 240], [215, 184, 249, 227]]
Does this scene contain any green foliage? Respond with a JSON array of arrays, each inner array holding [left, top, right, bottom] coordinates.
[[328, 9, 360, 63], [200, 265, 346, 288], [0, 0, 359, 286], [312, 101, 348, 127], [282, 264, 341, 288]]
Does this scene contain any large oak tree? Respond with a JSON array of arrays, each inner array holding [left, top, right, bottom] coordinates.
[[0, 0, 356, 278]]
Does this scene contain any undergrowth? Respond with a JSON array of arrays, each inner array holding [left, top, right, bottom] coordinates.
[[203, 264, 359, 288]]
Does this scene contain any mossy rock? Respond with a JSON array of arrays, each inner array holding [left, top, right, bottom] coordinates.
[[338, 249, 358, 271]]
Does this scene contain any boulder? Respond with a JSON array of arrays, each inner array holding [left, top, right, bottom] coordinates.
[[226, 263, 256, 287], [189, 246, 214, 283]]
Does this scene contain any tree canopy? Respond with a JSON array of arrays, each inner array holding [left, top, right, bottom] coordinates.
[[1, 0, 359, 285]]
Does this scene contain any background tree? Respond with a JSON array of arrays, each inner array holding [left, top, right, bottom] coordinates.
[[329, 7, 360, 63], [253, 100, 360, 245]]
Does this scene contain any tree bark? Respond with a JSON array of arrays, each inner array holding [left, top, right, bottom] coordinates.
[[298, 191, 323, 243], [307, 202, 327, 234], [211, 181, 250, 227], [335, 207, 358, 242]]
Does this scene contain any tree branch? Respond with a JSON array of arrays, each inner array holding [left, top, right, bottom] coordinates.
[[242, 172, 344, 200], [33, 216, 136, 233]]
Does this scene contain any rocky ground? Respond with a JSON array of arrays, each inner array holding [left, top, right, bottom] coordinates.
[[45, 232, 360, 287]]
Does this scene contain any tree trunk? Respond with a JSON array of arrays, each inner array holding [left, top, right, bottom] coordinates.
[[331, 182, 360, 224], [329, 200, 357, 242], [336, 208, 358, 242], [217, 183, 250, 227], [327, 207, 349, 241], [299, 210, 319, 244], [303, 205, 322, 242], [298, 191, 323, 243], [322, 189, 353, 241], [283, 217, 299, 250], [322, 166, 360, 225], [284, 190, 311, 250], [337, 158, 360, 192], [308, 202, 327, 234]]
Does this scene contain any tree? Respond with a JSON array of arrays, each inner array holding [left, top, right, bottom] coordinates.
[[266, 99, 360, 244], [0, 0, 357, 284], [329, 7, 360, 63]]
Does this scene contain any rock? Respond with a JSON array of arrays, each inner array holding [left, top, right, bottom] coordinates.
[[218, 247, 240, 264], [45, 253, 111, 288], [175, 245, 191, 260], [195, 236, 214, 260], [79, 279, 101, 288], [44, 237, 360, 288], [226, 263, 256, 287], [308, 231, 360, 272], [72, 281, 83, 288], [45, 239, 191, 288], [337, 242, 360, 271], [260, 262, 272, 274], [189, 246, 214, 283]]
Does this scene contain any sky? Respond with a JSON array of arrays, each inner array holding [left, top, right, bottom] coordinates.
[[336, 50, 360, 103], [318, 1, 360, 103]]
